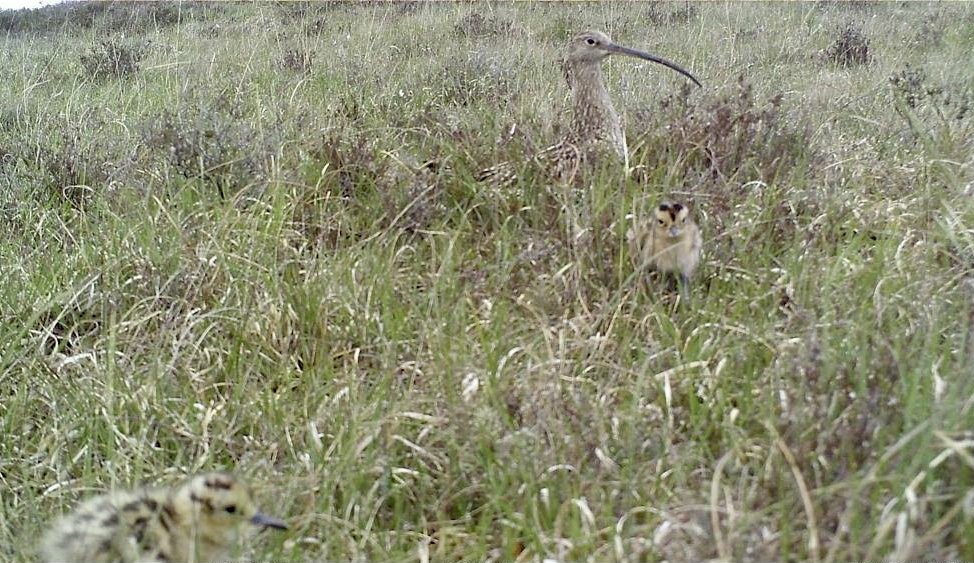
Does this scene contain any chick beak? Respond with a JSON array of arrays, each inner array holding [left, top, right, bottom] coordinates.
[[251, 512, 288, 530], [668, 226, 681, 238]]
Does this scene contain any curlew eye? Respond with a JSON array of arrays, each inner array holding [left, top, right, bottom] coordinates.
[[585, 38, 596, 46], [657, 219, 665, 226], [225, 505, 237, 514]]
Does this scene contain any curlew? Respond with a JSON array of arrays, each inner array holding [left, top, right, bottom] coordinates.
[[39, 472, 287, 563], [627, 201, 703, 302], [477, 30, 701, 186]]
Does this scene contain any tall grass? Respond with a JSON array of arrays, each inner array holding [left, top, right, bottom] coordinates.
[[2, 1, 973, 561]]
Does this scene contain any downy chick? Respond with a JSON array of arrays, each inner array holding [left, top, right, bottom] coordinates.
[[39, 472, 287, 563], [628, 202, 703, 301]]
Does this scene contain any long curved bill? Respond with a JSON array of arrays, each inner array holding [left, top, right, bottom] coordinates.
[[607, 43, 702, 87]]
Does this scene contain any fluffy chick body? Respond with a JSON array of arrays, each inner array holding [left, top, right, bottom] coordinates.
[[628, 202, 702, 298], [39, 472, 286, 563]]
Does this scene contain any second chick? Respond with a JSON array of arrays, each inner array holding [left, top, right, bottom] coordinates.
[[39, 472, 287, 563], [627, 201, 703, 301]]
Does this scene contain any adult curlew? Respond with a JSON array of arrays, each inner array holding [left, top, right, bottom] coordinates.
[[477, 30, 701, 187]]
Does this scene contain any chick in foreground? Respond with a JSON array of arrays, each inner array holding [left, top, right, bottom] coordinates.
[[628, 202, 703, 301], [39, 472, 287, 563]]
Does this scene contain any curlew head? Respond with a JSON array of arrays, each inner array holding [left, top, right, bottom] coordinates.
[[176, 472, 288, 540], [654, 202, 692, 239], [566, 30, 701, 87]]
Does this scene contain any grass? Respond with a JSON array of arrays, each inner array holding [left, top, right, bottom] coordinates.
[[1, 1, 973, 561]]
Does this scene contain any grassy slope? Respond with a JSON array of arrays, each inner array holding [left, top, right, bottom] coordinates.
[[1, 1, 973, 561]]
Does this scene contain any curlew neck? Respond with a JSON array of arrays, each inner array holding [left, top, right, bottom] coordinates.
[[566, 59, 626, 159]]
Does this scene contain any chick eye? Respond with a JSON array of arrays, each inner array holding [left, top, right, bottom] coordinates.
[[585, 38, 596, 46], [657, 220, 665, 226], [225, 505, 237, 514]]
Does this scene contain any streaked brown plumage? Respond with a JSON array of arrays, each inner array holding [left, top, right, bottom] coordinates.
[[628, 201, 703, 301], [39, 472, 287, 563], [477, 30, 700, 187]]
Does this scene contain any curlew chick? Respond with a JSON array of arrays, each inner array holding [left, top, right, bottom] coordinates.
[[628, 202, 703, 301], [39, 472, 287, 563]]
